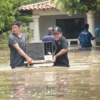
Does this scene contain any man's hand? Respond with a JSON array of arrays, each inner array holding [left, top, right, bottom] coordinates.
[[26, 57, 33, 65], [53, 56, 57, 62]]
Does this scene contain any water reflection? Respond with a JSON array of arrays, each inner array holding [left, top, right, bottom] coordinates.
[[10, 68, 69, 100], [0, 47, 100, 100]]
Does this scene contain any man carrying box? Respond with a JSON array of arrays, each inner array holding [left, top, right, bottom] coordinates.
[[8, 21, 33, 69]]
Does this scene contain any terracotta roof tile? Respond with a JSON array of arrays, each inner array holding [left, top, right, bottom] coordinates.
[[17, 1, 55, 11]]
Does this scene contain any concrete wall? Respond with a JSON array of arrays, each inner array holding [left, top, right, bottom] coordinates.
[[39, 14, 87, 40], [33, 9, 68, 16], [33, 8, 100, 42], [95, 14, 100, 28]]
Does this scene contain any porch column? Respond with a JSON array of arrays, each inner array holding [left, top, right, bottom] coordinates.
[[86, 11, 96, 47], [32, 15, 40, 41]]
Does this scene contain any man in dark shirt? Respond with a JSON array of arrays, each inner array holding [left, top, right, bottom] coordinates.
[[53, 26, 69, 67], [8, 21, 33, 69], [78, 24, 97, 47], [42, 27, 54, 42]]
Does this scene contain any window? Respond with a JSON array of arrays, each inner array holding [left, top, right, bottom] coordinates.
[[56, 18, 84, 39]]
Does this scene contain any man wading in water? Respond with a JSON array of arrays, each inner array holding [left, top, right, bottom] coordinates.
[[8, 21, 33, 69], [78, 24, 98, 47], [53, 26, 70, 67]]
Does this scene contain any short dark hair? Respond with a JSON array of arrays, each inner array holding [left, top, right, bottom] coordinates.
[[48, 27, 54, 34], [84, 24, 89, 29], [11, 21, 20, 27]]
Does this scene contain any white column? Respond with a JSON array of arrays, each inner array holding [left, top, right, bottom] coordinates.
[[86, 11, 96, 47], [32, 15, 40, 42]]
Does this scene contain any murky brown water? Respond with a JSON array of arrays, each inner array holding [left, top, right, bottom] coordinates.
[[0, 47, 100, 100]]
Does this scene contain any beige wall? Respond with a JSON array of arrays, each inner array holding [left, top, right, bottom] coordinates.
[[33, 9, 67, 16], [33, 9, 100, 42], [39, 14, 87, 40]]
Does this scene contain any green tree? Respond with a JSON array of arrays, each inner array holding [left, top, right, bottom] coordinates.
[[50, 0, 100, 15], [0, 0, 15, 35], [0, 0, 45, 35]]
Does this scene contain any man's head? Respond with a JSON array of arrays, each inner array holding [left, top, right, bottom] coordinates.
[[48, 27, 54, 34], [11, 21, 20, 35], [53, 26, 62, 41], [84, 24, 89, 30]]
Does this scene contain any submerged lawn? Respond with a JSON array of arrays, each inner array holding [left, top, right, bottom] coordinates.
[[0, 44, 10, 65], [0, 71, 11, 100]]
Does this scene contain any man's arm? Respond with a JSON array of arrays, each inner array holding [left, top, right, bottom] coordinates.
[[55, 49, 67, 57], [9, 35, 33, 64], [53, 38, 68, 62], [93, 34, 99, 39], [42, 36, 46, 41], [90, 33, 98, 40], [53, 49, 67, 62], [13, 43, 33, 64]]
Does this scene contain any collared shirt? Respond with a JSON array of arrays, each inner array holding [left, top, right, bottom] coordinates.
[[54, 36, 69, 67], [78, 29, 94, 47], [8, 33, 26, 69], [42, 34, 54, 42]]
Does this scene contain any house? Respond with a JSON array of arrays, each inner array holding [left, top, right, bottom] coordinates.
[[17, 1, 100, 46]]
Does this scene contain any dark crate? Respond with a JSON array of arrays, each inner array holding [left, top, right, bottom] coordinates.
[[25, 42, 44, 60], [25, 42, 56, 60]]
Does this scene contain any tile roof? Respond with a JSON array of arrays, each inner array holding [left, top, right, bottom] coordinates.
[[17, 1, 55, 11]]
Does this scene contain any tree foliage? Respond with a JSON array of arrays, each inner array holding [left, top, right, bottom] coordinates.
[[0, 0, 45, 35], [50, 0, 100, 15], [0, 0, 15, 34]]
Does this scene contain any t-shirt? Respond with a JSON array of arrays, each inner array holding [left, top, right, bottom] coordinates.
[[54, 36, 69, 67], [95, 28, 100, 37], [78, 29, 94, 47], [8, 33, 26, 69], [95, 28, 100, 43], [42, 34, 54, 42]]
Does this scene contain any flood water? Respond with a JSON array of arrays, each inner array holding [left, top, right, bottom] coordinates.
[[0, 47, 100, 100]]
